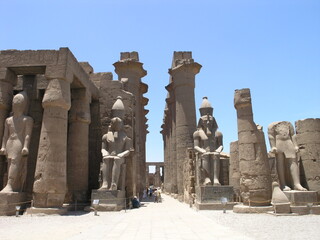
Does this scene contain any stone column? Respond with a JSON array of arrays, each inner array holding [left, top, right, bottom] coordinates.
[[33, 78, 71, 208], [169, 61, 201, 196], [145, 166, 149, 187], [67, 89, 91, 203], [229, 141, 240, 201], [0, 68, 16, 189], [295, 118, 320, 198], [234, 88, 271, 206], [114, 54, 147, 197]]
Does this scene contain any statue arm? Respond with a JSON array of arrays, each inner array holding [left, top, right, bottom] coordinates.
[[117, 137, 132, 158], [292, 134, 299, 152], [21, 117, 34, 156], [215, 131, 223, 153], [268, 124, 277, 153], [0, 119, 9, 155], [193, 131, 206, 154], [101, 135, 110, 158]]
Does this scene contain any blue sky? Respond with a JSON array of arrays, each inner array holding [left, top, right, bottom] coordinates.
[[1, 0, 319, 164]]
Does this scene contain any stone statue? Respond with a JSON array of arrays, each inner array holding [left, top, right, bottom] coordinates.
[[268, 121, 307, 191], [0, 91, 33, 193], [99, 96, 132, 191], [193, 97, 223, 186]]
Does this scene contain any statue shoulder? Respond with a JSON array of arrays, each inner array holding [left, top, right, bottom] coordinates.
[[23, 116, 34, 124], [215, 130, 222, 137], [193, 130, 200, 139]]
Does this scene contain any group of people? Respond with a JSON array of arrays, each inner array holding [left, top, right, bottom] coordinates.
[[143, 186, 162, 203]]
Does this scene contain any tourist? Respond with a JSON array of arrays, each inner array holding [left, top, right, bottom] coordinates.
[[143, 187, 147, 199], [132, 196, 140, 208]]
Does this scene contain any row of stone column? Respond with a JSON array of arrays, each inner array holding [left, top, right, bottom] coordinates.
[[161, 52, 201, 199]]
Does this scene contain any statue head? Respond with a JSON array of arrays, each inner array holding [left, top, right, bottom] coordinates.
[[12, 91, 28, 115], [234, 88, 251, 109], [111, 96, 125, 119], [110, 96, 125, 131], [199, 97, 213, 117]]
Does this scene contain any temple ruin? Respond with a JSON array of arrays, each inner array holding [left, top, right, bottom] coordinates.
[[0, 48, 319, 216]]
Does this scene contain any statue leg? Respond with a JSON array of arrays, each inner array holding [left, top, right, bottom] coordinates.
[[99, 159, 109, 190], [288, 158, 307, 191], [276, 153, 291, 191], [1, 156, 20, 193], [110, 158, 125, 190], [212, 155, 220, 186], [202, 154, 211, 185]]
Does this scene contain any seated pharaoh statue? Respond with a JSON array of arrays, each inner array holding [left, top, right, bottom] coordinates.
[[99, 96, 132, 191], [268, 121, 307, 191], [0, 91, 33, 193], [193, 97, 223, 186]]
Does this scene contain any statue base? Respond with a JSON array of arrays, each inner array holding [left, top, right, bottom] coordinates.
[[33, 192, 65, 208], [272, 203, 291, 214], [91, 190, 126, 211], [284, 190, 317, 206], [0, 192, 27, 216], [233, 204, 273, 213], [195, 185, 235, 210], [25, 207, 67, 215]]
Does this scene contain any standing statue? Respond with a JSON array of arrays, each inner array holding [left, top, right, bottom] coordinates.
[[193, 97, 223, 186], [268, 121, 307, 191], [99, 96, 132, 191], [0, 91, 33, 193]]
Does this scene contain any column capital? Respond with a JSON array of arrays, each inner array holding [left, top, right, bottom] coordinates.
[[113, 60, 147, 79], [169, 62, 201, 89], [42, 78, 71, 110]]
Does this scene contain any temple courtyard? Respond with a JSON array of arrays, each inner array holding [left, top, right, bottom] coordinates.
[[0, 194, 319, 240]]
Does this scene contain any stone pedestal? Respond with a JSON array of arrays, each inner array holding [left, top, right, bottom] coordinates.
[[0, 192, 27, 216], [195, 185, 235, 210], [284, 191, 317, 206], [91, 190, 126, 211], [26, 207, 67, 215]]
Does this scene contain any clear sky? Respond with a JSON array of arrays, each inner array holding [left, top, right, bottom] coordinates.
[[1, 0, 319, 164]]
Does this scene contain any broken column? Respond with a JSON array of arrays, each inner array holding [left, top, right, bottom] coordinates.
[[234, 88, 271, 206], [33, 78, 71, 210], [169, 52, 201, 197], [295, 118, 320, 199]]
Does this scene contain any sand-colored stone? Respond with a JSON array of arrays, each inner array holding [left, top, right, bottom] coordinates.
[[295, 118, 320, 199], [234, 88, 272, 206], [268, 121, 307, 191]]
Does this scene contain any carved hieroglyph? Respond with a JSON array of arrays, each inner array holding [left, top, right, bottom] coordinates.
[[268, 121, 307, 191], [193, 97, 223, 186], [99, 96, 132, 191], [234, 88, 272, 206], [0, 91, 33, 193]]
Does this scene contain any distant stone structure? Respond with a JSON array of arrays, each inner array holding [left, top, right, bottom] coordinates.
[[234, 88, 272, 206], [0, 48, 148, 215], [161, 52, 201, 201], [146, 162, 164, 188]]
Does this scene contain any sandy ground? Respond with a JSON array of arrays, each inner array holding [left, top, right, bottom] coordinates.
[[0, 194, 319, 240]]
